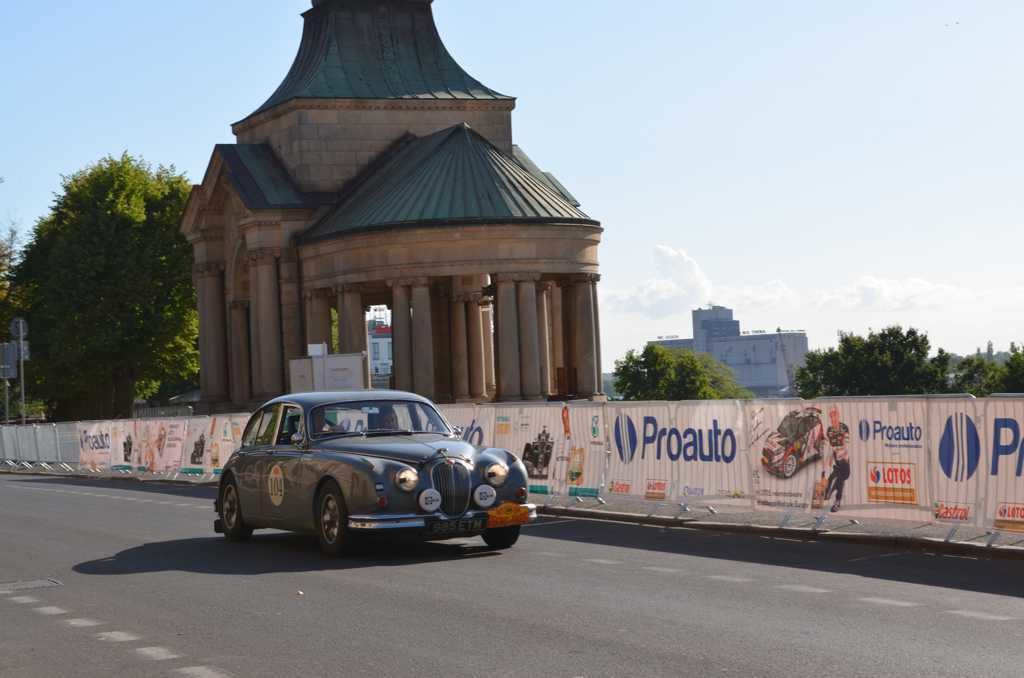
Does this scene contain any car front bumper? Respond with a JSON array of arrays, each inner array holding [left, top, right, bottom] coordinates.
[[348, 503, 538, 532]]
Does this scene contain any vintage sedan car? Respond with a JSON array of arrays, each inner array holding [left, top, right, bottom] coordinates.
[[214, 391, 536, 556]]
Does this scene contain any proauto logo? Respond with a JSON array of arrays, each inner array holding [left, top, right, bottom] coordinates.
[[858, 419, 923, 446], [858, 420, 871, 441], [614, 416, 639, 464], [938, 413, 980, 481], [613, 415, 737, 465]]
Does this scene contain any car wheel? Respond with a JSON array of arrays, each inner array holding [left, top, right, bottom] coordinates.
[[481, 525, 521, 550], [316, 480, 351, 557], [219, 477, 253, 542], [782, 454, 798, 479]]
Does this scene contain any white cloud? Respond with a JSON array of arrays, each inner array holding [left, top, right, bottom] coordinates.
[[812, 276, 974, 311], [602, 245, 712, 316]]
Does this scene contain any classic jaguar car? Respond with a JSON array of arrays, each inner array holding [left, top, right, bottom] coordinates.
[[214, 391, 536, 556]]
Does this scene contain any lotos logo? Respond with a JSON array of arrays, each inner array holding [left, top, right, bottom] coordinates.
[[995, 503, 1024, 533], [870, 467, 882, 484], [614, 416, 639, 464], [866, 461, 917, 505], [938, 414, 980, 481], [614, 415, 737, 465], [933, 501, 970, 522]]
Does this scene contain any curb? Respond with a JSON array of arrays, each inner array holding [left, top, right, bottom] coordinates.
[[538, 506, 1024, 561]]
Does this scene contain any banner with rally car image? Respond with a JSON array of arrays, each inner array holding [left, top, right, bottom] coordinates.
[[180, 415, 248, 474], [606, 401, 750, 508]]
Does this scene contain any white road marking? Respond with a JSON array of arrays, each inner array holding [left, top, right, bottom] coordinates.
[[8, 596, 39, 604], [135, 646, 181, 661], [535, 551, 565, 557], [96, 631, 141, 642], [584, 558, 621, 565], [849, 552, 905, 563], [523, 519, 576, 528], [858, 597, 920, 608], [946, 610, 1016, 621], [33, 606, 68, 615], [777, 584, 830, 594], [65, 618, 104, 627], [642, 566, 680, 574], [708, 575, 753, 583], [175, 667, 232, 678]]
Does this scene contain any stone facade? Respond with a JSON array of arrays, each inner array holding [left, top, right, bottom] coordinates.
[[180, 0, 603, 411]]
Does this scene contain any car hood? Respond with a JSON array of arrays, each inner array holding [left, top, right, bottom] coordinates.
[[317, 434, 478, 466]]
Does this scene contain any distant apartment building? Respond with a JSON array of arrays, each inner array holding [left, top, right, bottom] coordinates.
[[650, 306, 808, 397], [367, 320, 393, 383]]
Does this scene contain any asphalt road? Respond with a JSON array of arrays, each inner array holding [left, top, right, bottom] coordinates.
[[1, 474, 1022, 678]]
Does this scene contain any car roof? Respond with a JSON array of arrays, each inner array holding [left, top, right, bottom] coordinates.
[[262, 390, 436, 409]]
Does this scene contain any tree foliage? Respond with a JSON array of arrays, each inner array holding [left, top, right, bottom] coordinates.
[[8, 154, 196, 420], [795, 327, 951, 398], [613, 344, 752, 401]]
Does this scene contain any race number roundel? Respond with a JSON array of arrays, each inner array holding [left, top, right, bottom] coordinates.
[[268, 464, 285, 507]]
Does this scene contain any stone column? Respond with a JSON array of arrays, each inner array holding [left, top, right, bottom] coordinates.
[[517, 277, 543, 401], [495, 276, 521, 400], [482, 303, 496, 397], [550, 283, 565, 394], [450, 295, 470, 401], [591, 279, 605, 395], [390, 282, 413, 392], [337, 286, 366, 355], [195, 262, 229, 402], [278, 252, 303, 388], [229, 301, 252, 404], [467, 294, 487, 401], [411, 281, 435, 399], [537, 282, 553, 398], [573, 275, 599, 398], [304, 288, 333, 351], [249, 248, 283, 397]]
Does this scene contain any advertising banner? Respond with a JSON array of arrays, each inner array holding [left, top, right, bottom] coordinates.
[[927, 398, 985, 528], [749, 400, 825, 513], [181, 415, 247, 473], [78, 422, 112, 471], [562, 404, 608, 498], [491, 403, 573, 496], [606, 402, 676, 503], [980, 398, 1024, 532], [815, 398, 930, 521]]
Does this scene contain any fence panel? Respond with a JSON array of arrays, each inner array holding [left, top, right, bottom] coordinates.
[[927, 398, 985, 529], [605, 402, 676, 503], [981, 398, 1024, 533]]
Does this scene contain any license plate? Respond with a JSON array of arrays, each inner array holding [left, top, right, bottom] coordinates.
[[428, 517, 486, 536]]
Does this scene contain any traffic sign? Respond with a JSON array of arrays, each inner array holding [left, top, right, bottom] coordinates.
[[9, 317, 27, 338]]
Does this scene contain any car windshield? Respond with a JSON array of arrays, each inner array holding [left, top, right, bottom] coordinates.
[[310, 400, 451, 439]]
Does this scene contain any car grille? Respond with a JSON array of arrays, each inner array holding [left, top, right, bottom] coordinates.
[[431, 460, 472, 516]]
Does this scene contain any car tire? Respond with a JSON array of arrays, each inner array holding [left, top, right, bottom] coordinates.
[[219, 476, 253, 542], [782, 454, 798, 479], [316, 480, 351, 557], [482, 525, 521, 550]]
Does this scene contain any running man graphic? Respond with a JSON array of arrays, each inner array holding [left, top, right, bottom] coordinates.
[[824, 406, 851, 513]]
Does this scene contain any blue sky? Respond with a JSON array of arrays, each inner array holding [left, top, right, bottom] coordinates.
[[1, 0, 1021, 369]]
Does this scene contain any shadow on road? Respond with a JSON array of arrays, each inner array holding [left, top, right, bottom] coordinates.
[[522, 518, 1024, 599], [73, 533, 499, 577], [5, 474, 217, 500]]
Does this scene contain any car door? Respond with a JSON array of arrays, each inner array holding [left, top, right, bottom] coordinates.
[[261, 404, 311, 529], [240, 404, 282, 523], [233, 408, 270, 522]]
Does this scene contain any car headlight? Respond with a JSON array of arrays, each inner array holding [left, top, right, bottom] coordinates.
[[484, 463, 509, 487], [395, 468, 419, 492]]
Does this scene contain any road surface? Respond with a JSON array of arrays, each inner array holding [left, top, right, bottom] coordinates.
[[1, 473, 1022, 677]]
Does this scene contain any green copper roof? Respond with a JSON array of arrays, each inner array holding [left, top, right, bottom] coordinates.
[[302, 124, 596, 241], [247, 0, 511, 120], [215, 144, 332, 210]]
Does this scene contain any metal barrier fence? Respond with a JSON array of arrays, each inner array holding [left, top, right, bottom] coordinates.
[[4, 396, 1024, 539]]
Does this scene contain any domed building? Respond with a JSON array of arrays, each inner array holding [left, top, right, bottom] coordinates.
[[181, 0, 603, 410]]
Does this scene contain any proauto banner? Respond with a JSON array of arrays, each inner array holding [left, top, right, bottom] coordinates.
[[606, 401, 749, 507], [981, 398, 1024, 533], [78, 422, 112, 471]]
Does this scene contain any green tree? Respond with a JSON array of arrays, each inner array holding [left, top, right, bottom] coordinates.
[[795, 326, 951, 398], [1003, 346, 1024, 393], [613, 344, 752, 401], [950, 354, 1007, 397], [9, 154, 196, 420]]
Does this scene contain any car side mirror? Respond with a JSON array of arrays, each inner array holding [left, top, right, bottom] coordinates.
[[452, 426, 465, 438], [291, 431, 306, 448]]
